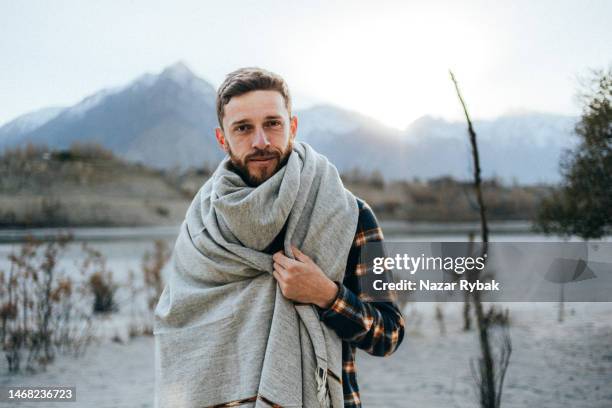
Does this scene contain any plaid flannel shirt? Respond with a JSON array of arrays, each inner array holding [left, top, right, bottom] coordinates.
[[315, 197, 405, 407]]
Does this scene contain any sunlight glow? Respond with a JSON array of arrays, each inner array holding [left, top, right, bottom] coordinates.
[[293, 9, 489, 129]]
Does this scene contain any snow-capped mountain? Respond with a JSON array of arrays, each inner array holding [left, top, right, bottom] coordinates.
[[0, 62, 579, 183], [0, 107, 65, 145], [0, 62, 223, 168], [399, 113, 578, 183]]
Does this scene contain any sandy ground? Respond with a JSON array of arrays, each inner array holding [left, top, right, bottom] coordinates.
[[1, 302, 611, 408], [358, 302, 612, 408]]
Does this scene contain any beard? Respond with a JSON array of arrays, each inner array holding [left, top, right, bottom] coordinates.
[[227, 138, 294, 187]]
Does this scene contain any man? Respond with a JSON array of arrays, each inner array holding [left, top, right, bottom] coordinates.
[[154, 67, 404, 408]]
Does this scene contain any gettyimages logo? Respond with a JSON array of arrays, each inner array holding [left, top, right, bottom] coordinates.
[[360, 241, 612, 302]]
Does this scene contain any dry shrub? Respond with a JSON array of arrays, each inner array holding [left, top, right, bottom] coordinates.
[[79, 244, 118, 314], [0, 233, 94, 373], [484, 305, 510, 327], [142, 240, 170, 312], [123, 240, 171, 338]]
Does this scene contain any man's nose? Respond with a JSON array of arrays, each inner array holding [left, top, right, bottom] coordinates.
[[252, 126, 270, 150]]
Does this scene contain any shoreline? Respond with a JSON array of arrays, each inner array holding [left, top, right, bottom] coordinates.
[[0, 225, 181, 243]]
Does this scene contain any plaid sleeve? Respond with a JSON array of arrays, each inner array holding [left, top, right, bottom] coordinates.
[[317, 199, 405, 357]]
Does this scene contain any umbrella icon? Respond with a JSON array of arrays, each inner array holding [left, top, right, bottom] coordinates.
[[545, 257, 597, 322]]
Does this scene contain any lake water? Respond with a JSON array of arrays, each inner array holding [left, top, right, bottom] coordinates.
[[0, 221, 608, 291]]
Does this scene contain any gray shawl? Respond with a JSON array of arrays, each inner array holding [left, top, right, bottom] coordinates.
[[154, 141, 359, 408]]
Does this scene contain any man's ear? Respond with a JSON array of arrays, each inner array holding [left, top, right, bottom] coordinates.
[[215, 127, 229, 153], [290, 115, 298, 141]]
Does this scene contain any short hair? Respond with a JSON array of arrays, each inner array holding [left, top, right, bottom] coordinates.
[[216, 67, 292, 129]]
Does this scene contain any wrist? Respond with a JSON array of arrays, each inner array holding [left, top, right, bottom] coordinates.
[[316, 279, 339, 309]]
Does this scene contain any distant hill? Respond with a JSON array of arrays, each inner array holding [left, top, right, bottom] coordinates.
[[0, 62, 579, 184], [0, 144, 200, 227], [0, 144, 548, 227]]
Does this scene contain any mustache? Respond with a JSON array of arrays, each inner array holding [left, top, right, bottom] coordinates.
[[245, 149, 281, 162]]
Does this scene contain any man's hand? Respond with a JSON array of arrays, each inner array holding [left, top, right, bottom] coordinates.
[[272, 246, 339, 308]]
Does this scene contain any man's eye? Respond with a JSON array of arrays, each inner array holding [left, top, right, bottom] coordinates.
[[236, 125, 250, 133], [267, 120, 282, 127]]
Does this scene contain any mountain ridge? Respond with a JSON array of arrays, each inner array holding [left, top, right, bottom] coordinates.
[[0, 62, 578, 184]]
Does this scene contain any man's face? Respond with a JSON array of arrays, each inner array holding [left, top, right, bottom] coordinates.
[[215, 90, 297, 186]]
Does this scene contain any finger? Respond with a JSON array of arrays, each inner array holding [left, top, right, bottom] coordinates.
[[273, 262, 288, 277], [291, 245, 311, 263], [273, 252, 297, 270], [272, 251, 284, 263], [272, 269, 283, 282]]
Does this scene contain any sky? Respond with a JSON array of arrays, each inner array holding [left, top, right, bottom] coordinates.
[[1, 0, 610, 129]]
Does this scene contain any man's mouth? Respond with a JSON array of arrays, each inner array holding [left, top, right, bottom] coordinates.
[[248, 155, 278, 163]]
